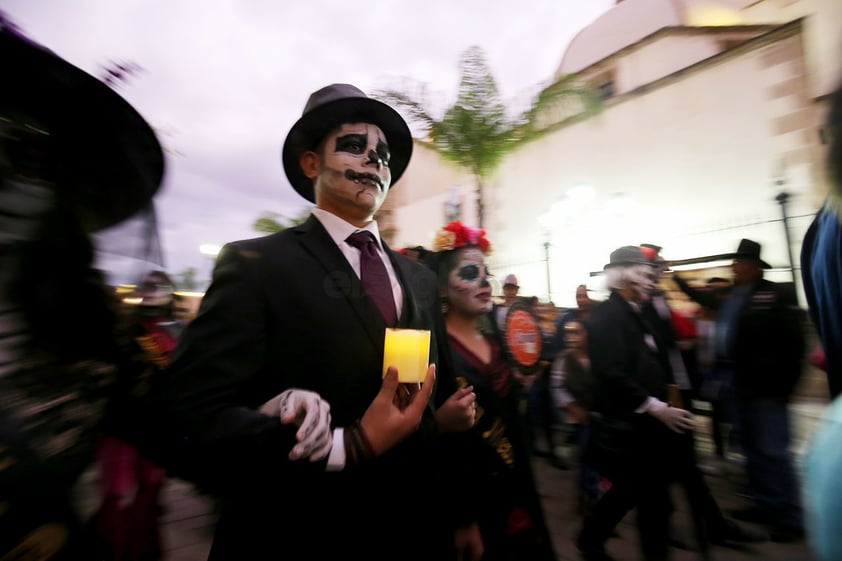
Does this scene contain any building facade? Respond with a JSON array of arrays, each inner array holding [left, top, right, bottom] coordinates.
[[383, 0, 842, 307]]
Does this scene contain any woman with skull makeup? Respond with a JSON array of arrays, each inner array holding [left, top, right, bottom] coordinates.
[[431, 221, 555, 561]]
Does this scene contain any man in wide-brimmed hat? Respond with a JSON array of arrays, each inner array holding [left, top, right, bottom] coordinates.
[[151, 83, 481, 560], [0, 15, 164, 560], [672, 238, 806, 543]]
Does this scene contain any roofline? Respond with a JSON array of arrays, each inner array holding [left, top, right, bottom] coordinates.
[[560, 21, 783, 77]]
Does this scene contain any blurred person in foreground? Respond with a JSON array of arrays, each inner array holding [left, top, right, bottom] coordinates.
[[576, 246, 695, 561], [0, 15, 164, 560], [801, 75, 842, 561], [801, 77, 842, 400], [672, 238, 805, 542], [431, 220, 555, 561], [144, 83, 482, 560], [90, 270, 183, 561]]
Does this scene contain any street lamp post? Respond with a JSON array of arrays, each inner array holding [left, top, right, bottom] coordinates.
[[774, 188, 799, 303], [544, 240, 552, 303]]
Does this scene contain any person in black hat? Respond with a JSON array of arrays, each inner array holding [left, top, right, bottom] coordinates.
[[0, 14, 164, 560], [672, 238, 806, 542], [576, 245, 696, 561], [147, 83, 482, 560]]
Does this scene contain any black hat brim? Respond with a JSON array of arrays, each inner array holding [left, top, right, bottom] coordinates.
[[282, 96, 412, 203], [728, 253, 772, 269], [1, 28, 165, 232]]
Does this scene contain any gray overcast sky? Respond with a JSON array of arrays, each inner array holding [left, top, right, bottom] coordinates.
[[3, 0, 614, 283]]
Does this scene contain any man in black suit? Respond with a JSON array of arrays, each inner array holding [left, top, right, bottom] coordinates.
[[148, 84, 481, 560], [576, 246, 696, 561]]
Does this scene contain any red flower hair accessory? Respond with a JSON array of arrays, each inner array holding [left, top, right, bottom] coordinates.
[[432, 220, 492, 254]]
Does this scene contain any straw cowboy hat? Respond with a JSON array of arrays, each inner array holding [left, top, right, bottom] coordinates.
[[1, 17, 165, 232], [281, 83, 413, 203]]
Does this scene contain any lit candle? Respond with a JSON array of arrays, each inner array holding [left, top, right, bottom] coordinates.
[[383, 328, 431, 383]]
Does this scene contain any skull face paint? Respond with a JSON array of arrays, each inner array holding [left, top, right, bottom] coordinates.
[[312, 122, 391, 221], [627, 263, 657, 302], [445, 247, 493, 317]]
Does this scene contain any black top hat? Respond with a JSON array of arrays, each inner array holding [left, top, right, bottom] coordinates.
[[604, 245, 654, 270], [1, 19, 165, 232], [282, 83, 413, 203], [730, 238, 771, 269]]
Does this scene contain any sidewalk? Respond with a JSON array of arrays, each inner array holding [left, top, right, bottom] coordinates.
[[152, 399, 828, 560]]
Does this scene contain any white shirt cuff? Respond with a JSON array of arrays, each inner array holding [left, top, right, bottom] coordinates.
[[639, 397, 668, 414], [325, 428, 345, 471]]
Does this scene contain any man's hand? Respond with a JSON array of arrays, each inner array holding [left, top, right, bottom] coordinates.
[[647, 399, 694, 433], [259, 389, 332, 461], [435, 386, 477, 432], [358, 365, 435, 456]]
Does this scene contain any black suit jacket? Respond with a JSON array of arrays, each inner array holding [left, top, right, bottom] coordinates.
[[587, 292, 672, 419], [147, 215, 456, 560]]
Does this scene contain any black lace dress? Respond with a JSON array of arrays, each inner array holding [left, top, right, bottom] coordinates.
[[447, 333, 556, 561]]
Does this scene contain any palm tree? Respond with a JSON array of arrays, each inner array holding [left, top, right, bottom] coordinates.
[[374, 45, 600, 229], [252, 207, 313, 234]]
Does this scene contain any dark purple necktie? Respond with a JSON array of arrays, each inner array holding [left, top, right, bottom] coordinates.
[[346, 231, 397, 326]]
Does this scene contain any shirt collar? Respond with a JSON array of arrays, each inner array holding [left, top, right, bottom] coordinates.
[[311, 208, 383, 249]]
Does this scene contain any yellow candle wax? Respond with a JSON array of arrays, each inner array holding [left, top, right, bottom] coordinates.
[[383, 328, 431, 383]]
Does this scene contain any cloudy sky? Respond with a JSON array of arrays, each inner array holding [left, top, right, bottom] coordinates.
[[3, 0, 615, 284]]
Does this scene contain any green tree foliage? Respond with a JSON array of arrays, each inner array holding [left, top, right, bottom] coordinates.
[[374, 46, 600, 228], [175, 267, 199, 291], [252, 207, 313, 234]]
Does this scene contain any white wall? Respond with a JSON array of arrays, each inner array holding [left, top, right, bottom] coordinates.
[[485, 33, 818, 307]]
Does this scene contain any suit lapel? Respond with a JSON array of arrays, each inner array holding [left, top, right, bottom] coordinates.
[[294, 216, 387, 348]]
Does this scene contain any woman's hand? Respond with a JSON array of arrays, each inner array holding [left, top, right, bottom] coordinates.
[[434, 386, 477, 432]]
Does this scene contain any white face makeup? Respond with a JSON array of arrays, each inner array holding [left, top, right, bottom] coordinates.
[[310, 122, 391, 221], [445, 247, 493, 317], [627, 263, 657, 302]]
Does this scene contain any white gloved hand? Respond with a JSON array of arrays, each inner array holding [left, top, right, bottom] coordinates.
[[646, 399, 695, 433], [259, 389, 332, 461]]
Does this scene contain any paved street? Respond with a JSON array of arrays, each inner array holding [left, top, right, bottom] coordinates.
[[143, 398, 827, 560]]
